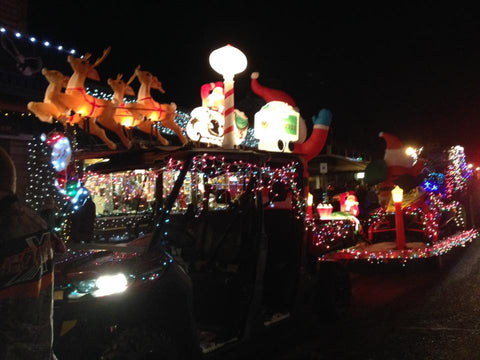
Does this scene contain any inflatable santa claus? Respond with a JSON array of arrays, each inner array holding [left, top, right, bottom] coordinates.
[[377, 132, 425, 206]]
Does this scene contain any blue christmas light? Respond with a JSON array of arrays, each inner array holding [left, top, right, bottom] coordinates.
[[423, 172, 445, 194]]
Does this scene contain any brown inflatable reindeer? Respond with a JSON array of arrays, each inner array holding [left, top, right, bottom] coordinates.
[[126, 66, 188, 145], [28, 68, 70, 124], [107, 73, 137, 127], [58, 47, 132, 149], [28, 68, 117, 149], [107, 73, 169, 145]]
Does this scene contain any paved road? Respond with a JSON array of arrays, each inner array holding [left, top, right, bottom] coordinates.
[[219, 237, 480, 359]]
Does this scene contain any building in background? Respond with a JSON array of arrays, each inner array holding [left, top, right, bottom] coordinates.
[[1, 3, 77, 200], [308, 144, 369, 198]]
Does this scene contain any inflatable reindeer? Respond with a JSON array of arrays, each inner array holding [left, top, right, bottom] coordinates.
[[107, 73, 137, 127], [28, 68, 70, 124], [126, 66, 188, 145], [107, 73, 169, 145], [55, 47, 132, 149], [28, 68, 117, 149]]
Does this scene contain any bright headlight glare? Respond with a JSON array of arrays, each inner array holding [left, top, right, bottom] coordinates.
[[93, 273, 128, 297], [68, 273, 129, 299]]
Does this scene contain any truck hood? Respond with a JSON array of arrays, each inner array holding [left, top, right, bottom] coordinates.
[[54, 235, 170, 286]]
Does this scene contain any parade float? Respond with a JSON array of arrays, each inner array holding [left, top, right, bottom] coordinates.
[[24, 41, 479, 359], [318, 132, 479, 265], [25, 40, 478, 270], [26, 44, 335, 244], [26, 44, 357, 358]]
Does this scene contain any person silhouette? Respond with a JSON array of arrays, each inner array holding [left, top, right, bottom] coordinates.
[[0, 146, 64, 359]]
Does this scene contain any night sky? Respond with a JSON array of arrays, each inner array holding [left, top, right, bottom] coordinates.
[[24, 2, 480, 160]]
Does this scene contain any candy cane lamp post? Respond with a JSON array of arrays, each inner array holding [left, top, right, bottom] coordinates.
[[306, 192, 314, 220], [392, 185, 406, 250], [209, 45, 247, 149]]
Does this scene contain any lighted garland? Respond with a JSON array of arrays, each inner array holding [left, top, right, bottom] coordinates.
[[324, 229, 478, 264], [162, 153, 304, 215], [184, 154, 362, 248], [311, 220, 357, 250], [322, 188, 474, 263], [93, 213, 154, 242], [360, 192, 463, 245], [25, 131, 93, 243], [25, 135, 74, 238], [243, 128, 259, 148], [445, 145, 472, 199], [161, 153, 352, 249], [82, 169, 157, 215], [156, 111, 190, 137], [79, 167, 158, 243], [25, 135, 63, 212]]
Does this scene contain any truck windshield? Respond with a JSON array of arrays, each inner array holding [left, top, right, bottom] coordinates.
[[154, 154, 303, 257]]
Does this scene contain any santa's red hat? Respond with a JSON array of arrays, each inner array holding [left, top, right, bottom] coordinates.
[[201, 82, 224, 101], [379, 132, 414, 168], [378, 132, 426, 192]]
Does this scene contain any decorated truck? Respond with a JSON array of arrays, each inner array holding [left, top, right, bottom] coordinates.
[[24, 44, 358, 358], [51, 146, 352, 359]]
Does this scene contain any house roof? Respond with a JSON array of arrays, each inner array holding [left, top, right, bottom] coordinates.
[[308, 154, 369, 174]]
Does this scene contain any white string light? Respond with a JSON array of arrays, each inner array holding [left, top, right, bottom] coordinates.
[[0, 24, 77, 55]]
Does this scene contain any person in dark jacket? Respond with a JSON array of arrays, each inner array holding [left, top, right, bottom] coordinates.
[[0, 146, 64, 359]]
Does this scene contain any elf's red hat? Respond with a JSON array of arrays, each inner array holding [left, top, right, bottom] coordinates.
[[250, 72, 296, 108]]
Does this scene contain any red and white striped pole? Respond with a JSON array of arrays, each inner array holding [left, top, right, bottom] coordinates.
[[209, 45, 247, 149], [223, 78, 235, 148]]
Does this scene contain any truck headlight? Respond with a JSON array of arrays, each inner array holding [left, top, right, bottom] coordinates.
[[68, 273, 129, 299]]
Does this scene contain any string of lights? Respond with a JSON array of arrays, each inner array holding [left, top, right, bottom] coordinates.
[[445, 145, 472, 199], [324, 229, 478, 264], [0, 24, 78, 55]]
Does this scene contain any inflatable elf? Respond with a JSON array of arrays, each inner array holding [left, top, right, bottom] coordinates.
[[250, 72, 332, 201]]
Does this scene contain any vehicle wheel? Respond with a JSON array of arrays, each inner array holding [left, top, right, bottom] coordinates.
[[315, 261, 352, 322], [101, 324, 180, 360]]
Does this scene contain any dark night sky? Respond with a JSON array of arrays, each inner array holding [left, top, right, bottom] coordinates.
[[23, 1, 480, 160]]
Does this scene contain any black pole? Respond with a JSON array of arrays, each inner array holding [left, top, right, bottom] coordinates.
[[148, 156, 192, 252]]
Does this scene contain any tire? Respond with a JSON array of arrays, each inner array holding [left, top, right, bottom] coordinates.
[[315, 261, 352, 322], [101, 324, 180, 360]]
